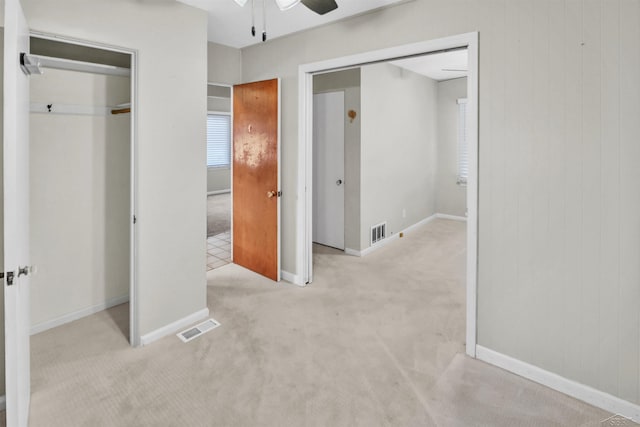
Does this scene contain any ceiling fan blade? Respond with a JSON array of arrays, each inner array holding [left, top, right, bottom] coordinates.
[[301, 0, 338, 15]]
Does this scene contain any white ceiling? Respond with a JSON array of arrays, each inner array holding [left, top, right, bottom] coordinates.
[[390, 49, 468, 81], [177, 0, 408, 48]]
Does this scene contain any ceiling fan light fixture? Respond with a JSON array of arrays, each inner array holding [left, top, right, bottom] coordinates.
[[233, 0, 249, 6], [275, 0, 301, 10]]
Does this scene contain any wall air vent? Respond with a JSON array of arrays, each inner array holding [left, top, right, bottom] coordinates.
[[177, 318, 221, 343], [371, 222, 387, 245]]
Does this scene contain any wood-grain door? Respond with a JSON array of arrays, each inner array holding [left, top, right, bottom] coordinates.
[[233, 79, 280, 281]]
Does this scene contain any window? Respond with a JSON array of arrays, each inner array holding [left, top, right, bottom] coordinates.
[[207, 114, 231, 168], [456, 98, 468, 185]]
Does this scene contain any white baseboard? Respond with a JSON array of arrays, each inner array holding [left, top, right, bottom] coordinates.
[[403, 214, 437, 234], [30, 295, 129, 335], [140, 308, 210, 346], [354, 214, 437, 257], [435, 213, 467, 222], [0, 394, 5, 411], [281, 270, 303, 286], [476, 345, 640, 423], [207, 189, 230, 196]]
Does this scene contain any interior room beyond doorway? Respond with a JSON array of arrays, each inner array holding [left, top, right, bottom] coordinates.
[[206, 83, 232, 271]]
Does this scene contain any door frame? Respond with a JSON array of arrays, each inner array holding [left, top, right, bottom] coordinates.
[[206, 81, 234, 262], [29, 31, 141, 346], [296, 32, 479, 357]]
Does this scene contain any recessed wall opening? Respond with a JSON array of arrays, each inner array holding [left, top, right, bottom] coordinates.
[[299, 33, 479, 356], [27, 34, 137, 346]]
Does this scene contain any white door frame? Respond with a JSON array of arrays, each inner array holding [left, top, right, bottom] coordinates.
[[296, 32, 479, 357], [206, 81, 234, 262], [29, 31, 141, 346]]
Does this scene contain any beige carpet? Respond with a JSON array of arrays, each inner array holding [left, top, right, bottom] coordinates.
[[207, 193, 231, 237], [3, 219, 622, 426]]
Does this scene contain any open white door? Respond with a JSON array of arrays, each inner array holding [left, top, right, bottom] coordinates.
[[4, 0, 32, 425], [312, 91, 345, 250]]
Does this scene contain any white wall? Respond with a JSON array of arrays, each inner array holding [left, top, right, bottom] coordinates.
[[21, 0, 208, 339], [313, 68, 361, 251], [360, 63, 438, 249], [240, 0, 640, 407], [29, 68, 130, 329], [436, 77, 466, 217]]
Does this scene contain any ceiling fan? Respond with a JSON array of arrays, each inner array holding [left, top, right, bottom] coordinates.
[[233, 0, 338, 42]]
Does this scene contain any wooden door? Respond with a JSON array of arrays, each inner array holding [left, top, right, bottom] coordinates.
[[233, 79, 280, 281], [4, 0, 32, 425], [313, 91, 345, 250]]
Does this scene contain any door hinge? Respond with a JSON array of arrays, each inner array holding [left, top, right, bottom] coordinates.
[[133, 215, 137, 224], [1, 271, 15, 286], [277, 191, 282, 197]]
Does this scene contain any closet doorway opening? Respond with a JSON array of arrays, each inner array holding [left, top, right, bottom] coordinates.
[[205, 83, 233, 271], [27, 34, 138, 346]]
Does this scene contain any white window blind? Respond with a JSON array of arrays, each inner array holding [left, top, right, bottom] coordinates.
[[456, 98, 468, 185], [207, 114, 231, 168]]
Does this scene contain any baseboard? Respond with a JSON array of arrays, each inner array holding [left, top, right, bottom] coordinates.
[[476, 345, 640, 423], [356, 214, 437, 257], [344, 248, 361, 257], [140, 308, 210, 346], [281, 270, 303, 286], [435, 213, 467, 221], [30, 295, 129, 335], [0, 394, 5, 411], [207, 189, 230, 196], [403, 214, 437, 234]]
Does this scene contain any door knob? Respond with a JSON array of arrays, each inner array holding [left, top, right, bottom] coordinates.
[[267, 191, 276, 199], [336, 179, 343, 186]]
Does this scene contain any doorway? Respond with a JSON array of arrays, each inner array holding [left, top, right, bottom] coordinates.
[[27, 34, 138, 345], [298, 33, 479, 357], [206, 83, 233, 271]]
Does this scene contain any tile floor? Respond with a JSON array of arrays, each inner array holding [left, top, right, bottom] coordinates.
[[206, 230, 231, 270]]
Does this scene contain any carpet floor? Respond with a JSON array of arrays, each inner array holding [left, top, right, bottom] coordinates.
[[207, 193, 231, 237], [2, 219, 622, 426]]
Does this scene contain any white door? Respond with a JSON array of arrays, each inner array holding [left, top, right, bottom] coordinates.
[[313, 91, 345, 250], [4, 0, 32, 425]]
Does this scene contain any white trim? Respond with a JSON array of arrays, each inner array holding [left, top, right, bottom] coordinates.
[[465, 32, 479, 358], [207, 189, 231, 196], [435, 213, 467, 222], [0, 395, 5, 411], [281, 270, 303, 286], [402, 214, 437, 234], [297, 33, 479, 359], [345, 215, 437, 257], [140, 308, 210, 346], [476, 346, 640, 423], [344, 248, 361, 257], [30, 295, 129, 336], [276, 78, 282, 282], [207, 110, 231, 116]]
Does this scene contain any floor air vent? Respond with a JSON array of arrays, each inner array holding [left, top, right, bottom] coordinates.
[[177, 318, 221, 343], [371, 222, 387, 245]]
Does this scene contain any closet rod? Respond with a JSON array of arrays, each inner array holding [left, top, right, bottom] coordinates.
[[25, 53, 130, 77]]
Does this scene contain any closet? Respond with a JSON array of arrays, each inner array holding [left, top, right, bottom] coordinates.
[[28, 36, 133, 340]]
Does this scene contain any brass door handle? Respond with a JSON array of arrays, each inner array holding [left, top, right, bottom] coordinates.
[[267, 191, 276, 199]]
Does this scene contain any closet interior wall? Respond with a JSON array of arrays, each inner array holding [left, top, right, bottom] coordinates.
[[29, 45, 131, 334]]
